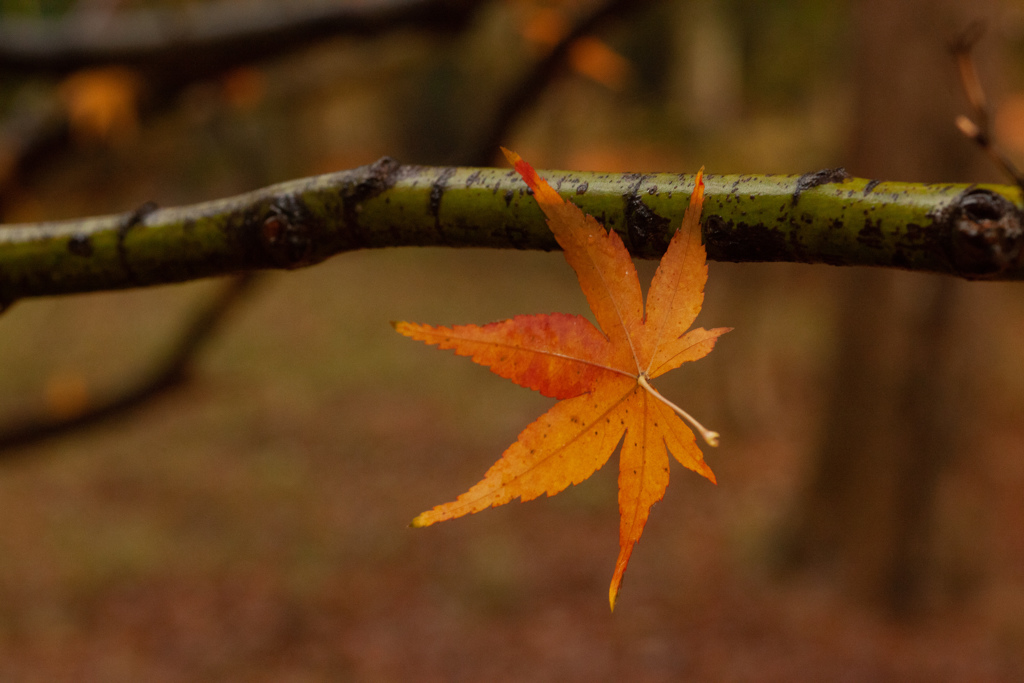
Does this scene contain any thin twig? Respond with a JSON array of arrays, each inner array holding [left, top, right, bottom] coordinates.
[[0, 88, 70, 214], [467, 0, 653, 166], [0, 273, 258, 456], [950, 22, 1024, 191]]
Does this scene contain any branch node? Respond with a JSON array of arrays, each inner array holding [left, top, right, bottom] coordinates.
[[262, 200, 313, 268], [941, 189, 1024, 278], [792, 168, 852, 204], [339, 156, 402, 248], [116, 200, 158, 283]]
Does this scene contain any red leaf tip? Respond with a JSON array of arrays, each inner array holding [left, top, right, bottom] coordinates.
[[501, 146, 537, 184], [500, 146, 520, 166], [502, 147, 562, 206]]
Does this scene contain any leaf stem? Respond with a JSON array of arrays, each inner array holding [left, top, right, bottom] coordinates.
[[636, 374, 719, 447]]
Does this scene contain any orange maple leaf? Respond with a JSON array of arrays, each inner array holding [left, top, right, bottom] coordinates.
[[395, 149, 730, 610]]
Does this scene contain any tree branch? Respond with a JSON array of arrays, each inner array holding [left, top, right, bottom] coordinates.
[[0, 0, 481, 81], [1, 160, 1021, 304]]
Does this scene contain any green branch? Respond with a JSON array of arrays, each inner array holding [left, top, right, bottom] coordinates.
[[1, 158, 1022, 302]]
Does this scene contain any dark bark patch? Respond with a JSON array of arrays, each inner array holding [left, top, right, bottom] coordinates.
[[339, 156, 402, 249], [935, 188, 1024, 277], [502, 223, 529, 250], [117, 201, 158, 283], [904, 222, 926, 243], [261, 202, 313, 268], [792, 167, 852, 204], [67, 233, 93, 257], [858, 218, 884, 250], [864, 179, 882, 194], [428, 166, 457, 243], [576, 181, 588, 195], [704, 214, 797, 263], [623, 188, 669, 257]]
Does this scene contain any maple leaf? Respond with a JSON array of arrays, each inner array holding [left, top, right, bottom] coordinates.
[[394, 149, 730, 610]]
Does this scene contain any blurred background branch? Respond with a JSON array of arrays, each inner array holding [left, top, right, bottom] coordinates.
[[0, 272, 256, 455], [0, 0, 485, 213], [466, 0, 647, 165], [0, 0, 483, 79]]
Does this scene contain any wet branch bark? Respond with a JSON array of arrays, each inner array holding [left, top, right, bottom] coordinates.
[[1, 161, 1021, 305]]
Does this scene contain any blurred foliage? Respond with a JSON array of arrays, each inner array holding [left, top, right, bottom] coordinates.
[[728, 0, 851, 108], [0, 0, 71, 16]]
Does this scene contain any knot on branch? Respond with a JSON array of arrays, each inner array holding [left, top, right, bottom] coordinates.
[[792, 167, 851, 204], [261, 199, 313, 268], [339, 156, 402, 247], [623, 176, 670, 257], [941, 189, 1023, 278]]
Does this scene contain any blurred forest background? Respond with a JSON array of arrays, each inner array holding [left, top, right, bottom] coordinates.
[[2, 0, 1024, 680]]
